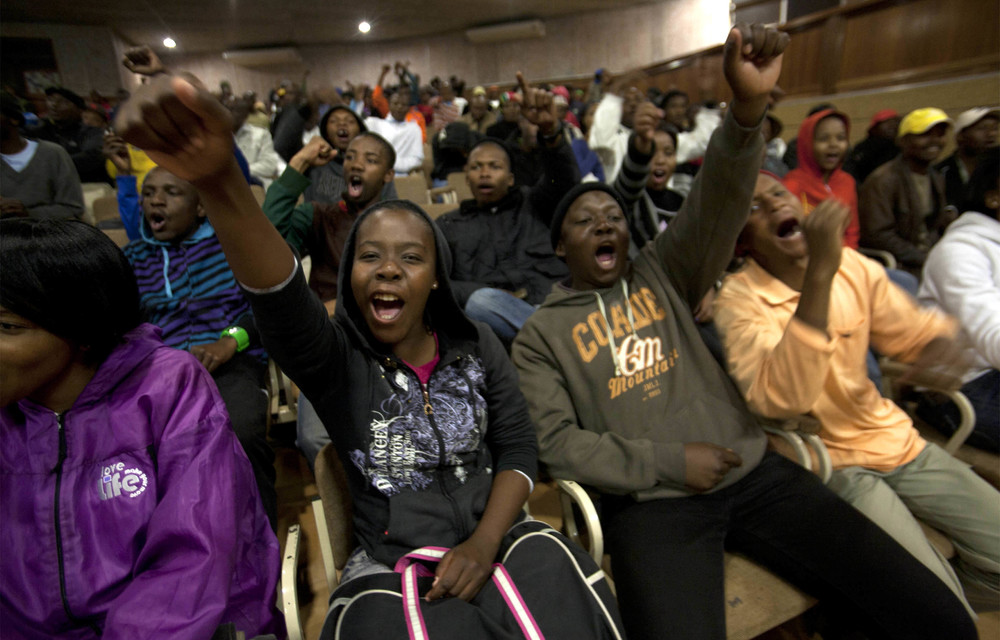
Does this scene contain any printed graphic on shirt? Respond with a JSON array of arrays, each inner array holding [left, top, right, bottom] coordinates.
[[568, 286, 682, 401], [608, 341, 680, 400], [351, 359, 487, 497], [98, 461, 149, 500]]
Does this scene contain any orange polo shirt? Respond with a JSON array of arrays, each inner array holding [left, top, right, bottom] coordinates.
[[714, 248, 957, 471]]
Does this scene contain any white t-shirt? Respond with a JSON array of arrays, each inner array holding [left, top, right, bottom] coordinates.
[[1, 139, 39, 172]]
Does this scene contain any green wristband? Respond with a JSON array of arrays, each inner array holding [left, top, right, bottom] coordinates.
[[221, 326, 250, 352]]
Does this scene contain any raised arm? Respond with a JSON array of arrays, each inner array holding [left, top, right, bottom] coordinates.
[[113, 174, 142, 239], [262, 136, 335, 252], [371, 64, 392, 118], [653, 24, 788, 308], [397, 62, 420, 105], [104, 135, 142, 238], [613, 102, 662, 206], [517, 72, 581, 220]]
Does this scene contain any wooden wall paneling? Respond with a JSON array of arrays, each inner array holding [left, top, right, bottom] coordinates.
[[643, 0, 997, 104], [772, 73, 1000, 152], [836, 53, 1000, 94], [772, 26, 825, 97], [817, 14, 845, 95], [839, 0, 1000, 87]]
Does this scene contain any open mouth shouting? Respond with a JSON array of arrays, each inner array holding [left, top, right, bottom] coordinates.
[[147, 212, 167, 233], [595, 243, 618, 270], [775, 216, 802, 241], [371, 292, 404, 322], [649, 169, 669, 187], [347, 174, 365, 200]]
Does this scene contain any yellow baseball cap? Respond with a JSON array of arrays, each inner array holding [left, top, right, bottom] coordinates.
[[898, 108, 952, 139]]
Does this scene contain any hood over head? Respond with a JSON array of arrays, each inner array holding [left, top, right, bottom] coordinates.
[[334, 199, 478, 352], [319, 105, 368, 147], [795, 108, 850, 177]]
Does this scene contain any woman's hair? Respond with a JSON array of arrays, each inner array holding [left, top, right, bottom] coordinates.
[[578, 101, 599, 137], [655, 121, 680, 151], [961, 148, 1000, 215], [0, 219, 142, 364]]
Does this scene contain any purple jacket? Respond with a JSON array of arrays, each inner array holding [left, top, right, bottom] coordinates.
[[0, 324, 283, 639]]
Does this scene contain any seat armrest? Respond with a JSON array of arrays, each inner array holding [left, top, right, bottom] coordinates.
[[281, 524, 302, 640], [554, 479, 604, 565]]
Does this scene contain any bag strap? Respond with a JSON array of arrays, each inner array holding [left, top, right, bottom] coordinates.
[[491, 563, 545, 640], [395, 546, 545, 640]]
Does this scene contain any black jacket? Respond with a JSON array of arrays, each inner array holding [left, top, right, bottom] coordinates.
[[846, 135, 900, 187], [934, 153, 967, 209], [437, 136, 579, 306], [244, 203, 537, 566]]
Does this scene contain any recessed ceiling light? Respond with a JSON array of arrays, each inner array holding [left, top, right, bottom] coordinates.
[[358, 21, 371, 33], [163, 37, 177, 48]]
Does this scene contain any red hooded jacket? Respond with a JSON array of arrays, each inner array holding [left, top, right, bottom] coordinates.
[[783, 109, 860, 248]]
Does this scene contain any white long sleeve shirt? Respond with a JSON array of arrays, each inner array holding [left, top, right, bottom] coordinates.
[[588, 94, 631, 185], [235, 123, 281, 186], [364, 116, 424, 174]]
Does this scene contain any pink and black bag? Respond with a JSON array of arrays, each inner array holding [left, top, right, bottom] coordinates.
[[321, 520, 624, 639]]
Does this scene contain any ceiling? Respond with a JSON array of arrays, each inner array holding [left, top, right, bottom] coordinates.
[[2, 0, 661, 54]]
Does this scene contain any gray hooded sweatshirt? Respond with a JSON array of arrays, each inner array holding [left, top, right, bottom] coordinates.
[[512, 111, 769, 500]]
